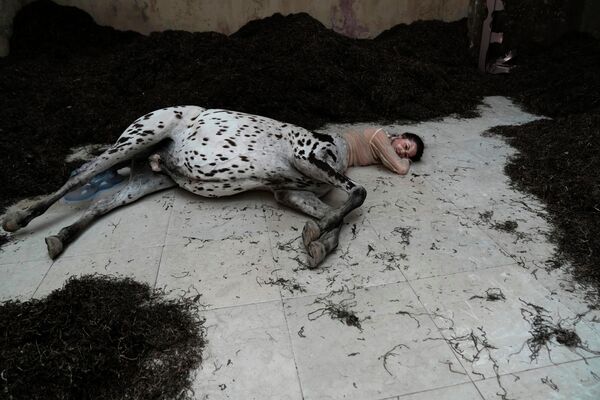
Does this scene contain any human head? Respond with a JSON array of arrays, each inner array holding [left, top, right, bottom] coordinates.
[[391, 132, 424, 162]]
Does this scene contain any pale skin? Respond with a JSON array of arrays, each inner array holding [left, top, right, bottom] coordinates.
[[343, 127, 418, 175], [388, 138, 415, 175], [391, 137, 418, 161]]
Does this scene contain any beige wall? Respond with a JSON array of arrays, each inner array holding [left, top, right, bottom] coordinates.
[[0, 0, 470, 56], [54, 0, 470, 36]]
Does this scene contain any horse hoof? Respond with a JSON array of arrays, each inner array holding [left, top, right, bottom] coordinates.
[[45, 236, 64, 259], [2, 210, 28, 232], [302, 220, 321, 249], [307, 241, 326, 268], [2, 219, 20, 233]]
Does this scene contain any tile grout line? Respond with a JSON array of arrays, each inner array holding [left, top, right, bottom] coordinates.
[[401, 276, 487, 400], [392, 175, 549, 398], [188, 256, 578, 315], [384, 204, 486, 400], [396, 174, 532, 272], [11, 192, 178, 298], [153, 190, 178, 288], [423, 154, 556, 270], [280, 294, 307, 400], [35, 243, 167, 263], [474, 354, 600, 382], [367, 201, 485, 400], [31, 259, 56, 299], [259, 258, 600, 390], [153, 245, 166, 289], [426, 182, 600, 334], [275, 259, 526, 304], [395, 380, 487, 399], [263, 204, 306, 400], [393, 253, 600, 396], [428, 179, 532, 270]]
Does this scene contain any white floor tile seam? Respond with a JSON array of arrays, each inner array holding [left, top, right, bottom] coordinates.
[[0, 255, 48, 268], [25, 243, 169, 262], [418, 135, 559, 265], [278, 281, 479, 399], [153, 244, 167, 289], [394, 260, 598, 397], [353, 190, 531, 284], [459, 137, 518, 167], [0, 253, 47, 264], [421, 304, 600, 386], [15, 243, 167, 266], [405, 174, 527, 262], [279, 289, 307, 400], [400, 271, 488, 399], [422, 175, 557, 268], [267, 259, 524, 304], [7, 243, 168, 294], [471, 355, 600, 384], [191, 296, 286, 314], [262, 205, 297, 301], [262, 188, 536, 298], [402, 260, 536, 287], [29, 261, 55, 300], [398, 257, 523, 283], [448, 218, 555, 269], [153, 198, 178, 288], [507, 253, 556, 270], [276, 278, 402, 302], [395, 381, 485, 399]]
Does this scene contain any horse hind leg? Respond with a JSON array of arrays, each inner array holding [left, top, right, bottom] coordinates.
[[295, 156, 366, 228], [45, 160, 175, 259], [2, 112, 176, 233], [274, 189, 348, 268], [291, 155, 367, 265]]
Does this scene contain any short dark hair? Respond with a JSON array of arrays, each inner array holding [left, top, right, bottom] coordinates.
[[402, 132, 425, 162]]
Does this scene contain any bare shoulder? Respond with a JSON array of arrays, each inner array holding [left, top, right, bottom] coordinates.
[[363, 127, 380, 134]]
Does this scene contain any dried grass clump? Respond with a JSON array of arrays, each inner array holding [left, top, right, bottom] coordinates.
[[0, 275, 206, 400]]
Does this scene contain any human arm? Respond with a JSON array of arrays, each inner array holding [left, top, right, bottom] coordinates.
[[367, 129, 411, 175]]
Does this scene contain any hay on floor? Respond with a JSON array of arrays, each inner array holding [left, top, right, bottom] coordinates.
[[0, 275, 206, 400]]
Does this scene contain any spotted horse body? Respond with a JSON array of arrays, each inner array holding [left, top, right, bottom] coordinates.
[[2, 106, 367, 267]]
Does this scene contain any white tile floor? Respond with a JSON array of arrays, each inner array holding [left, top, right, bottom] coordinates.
[[1, 97, 599, 399]]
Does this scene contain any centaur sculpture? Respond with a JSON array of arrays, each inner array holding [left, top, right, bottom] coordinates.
[[2, 106, 423, 267]]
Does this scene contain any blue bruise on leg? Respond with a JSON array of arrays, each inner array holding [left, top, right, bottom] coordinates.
[[63, 169, 126, 202]]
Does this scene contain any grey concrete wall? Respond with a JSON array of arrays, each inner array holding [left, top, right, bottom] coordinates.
[[0, 0, 470, 56]]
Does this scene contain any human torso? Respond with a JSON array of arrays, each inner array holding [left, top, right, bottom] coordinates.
[[342, 127, 409, 175]]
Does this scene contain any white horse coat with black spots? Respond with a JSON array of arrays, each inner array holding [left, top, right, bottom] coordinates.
[[2, 106, 367, 267]]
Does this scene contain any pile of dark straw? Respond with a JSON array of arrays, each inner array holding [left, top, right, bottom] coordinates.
[[0, 0, 489, 209], [0, 275, 205, 400], [489, 23, 600, 296], [0, 1, 599, 292]]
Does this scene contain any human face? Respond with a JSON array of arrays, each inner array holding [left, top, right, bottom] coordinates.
[[391, 137, 417, 159]]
